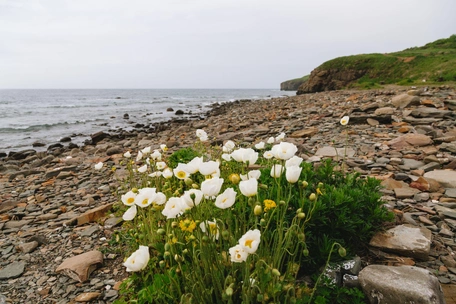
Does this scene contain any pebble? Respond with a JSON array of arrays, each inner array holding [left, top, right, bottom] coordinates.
[[1, 86, 456, 302]]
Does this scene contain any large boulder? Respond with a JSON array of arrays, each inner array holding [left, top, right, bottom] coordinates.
[[359, 265, 445, 304]]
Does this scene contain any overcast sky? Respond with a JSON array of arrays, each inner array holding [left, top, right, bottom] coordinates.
[[1, 0, 455, 89]]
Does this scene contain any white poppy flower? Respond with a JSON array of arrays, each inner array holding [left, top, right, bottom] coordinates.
[[221, 153, 232, 161], [286, 166, 302, 184], [248, 170, 261, 180], [270, 164, 284, 178], [173, 164, 191, 180], [285, 155, 303, 168], [121, 190, 137, 206], [162, 197, 185, 219], [239, 178, 258, 197], [229, 244, 249, 263], [199, 160, 220, 176], [123, 245, 149, 272], [156, 161, 167, 170], [162, 168, 173, 179], [230, 148, 258, 165], [137, 164, 148, 173], [271, 142, 298, 160], [94, 162, 103, 170], [214, 188, 237, 209], [196, 129, 207, 138], [263, 151, 274, 159], [201, 177, 224, 198], [340, 116, 350, 126], [136, 151, 143, 162], [254, 142, 265, 149], [123, 205, 137, 221], [239, 229, 261, 254], [199, 220, 220, 240], [151, 150, 162, 161], [141, 147, 151, 155], [222, 140, 236, 153], [267, 137, 275, 144], [182, 189, 204, 208], [275, 132, 286, 142], [123, 151, 131, 158]]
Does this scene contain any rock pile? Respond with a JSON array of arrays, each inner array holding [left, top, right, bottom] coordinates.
[[1, 85, 456, 303]]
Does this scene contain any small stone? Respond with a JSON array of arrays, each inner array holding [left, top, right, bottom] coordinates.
[[55, 250, 103, 283], [74, 292, 101, 302], [0, 261, 26, 280], [17, 241, 39, 254]]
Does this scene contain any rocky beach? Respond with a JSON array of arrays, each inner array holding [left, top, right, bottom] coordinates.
[[2, 85, 456, 303]]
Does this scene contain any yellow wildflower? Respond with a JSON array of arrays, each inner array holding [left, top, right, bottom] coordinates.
[[179, 219, 197, 233], [263, 199, 277, 212]]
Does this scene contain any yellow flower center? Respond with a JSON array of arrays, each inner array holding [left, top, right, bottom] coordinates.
[[245, 239, 253, 248], [127, 197, 135, 204], [141, 199, 148, 205], [177, 171, 187, 179]]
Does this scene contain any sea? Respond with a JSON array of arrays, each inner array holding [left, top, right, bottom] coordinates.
[[0, 89, 296, 153]]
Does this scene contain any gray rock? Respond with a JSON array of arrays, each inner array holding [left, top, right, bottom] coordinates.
[[359, 265, 445, 304], [369, 224, 432, 260], [315, 146, 356, 158], [424, 170, 456, 188], [0, 261, 26, 280], [391, 94, 421, 108]]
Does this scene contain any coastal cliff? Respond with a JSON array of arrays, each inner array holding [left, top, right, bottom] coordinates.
[[292, 35, 456, 94], [280, 75, 309, 91]]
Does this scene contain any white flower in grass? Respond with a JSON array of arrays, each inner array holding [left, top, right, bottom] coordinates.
[[199, 160, 220, 177], [162, 197, 185, 219], [136, 151, 143, 162], [286, 166, 302, 184], [156, 161, 167, 170], [196, 129, 207, 138], [160, 144, 167, 151], [199, 135, 208, 142], [239, 229, 261, 254], [239, 178, 258, 197], [229, 244, 249, 263], [149, 171, 162, 178], [141, 146, 151, 155], [162, 168, 173, 179], [270, 164, 284, 178], [275, 132, 286, 142], [173, 164, 191, 180], [124, 245, 149, 272], [94, 162, 103, 170], [123, 151, 131, 158], [230, 148, 258, 165], [201, 177, 224, 198], [340, 115, 350, 126], [285, 155, 303, 167], [121, 190, 137, 206], [254, 142, 265, 149], [223, 140, 236, 153], [135, 188, 156, 208], [186, 157, 203, 174], [151, 150, 162, 161], [248, 170, 261, 180], [199, 220, 220, 240], [240, 174, 248, 181], [182, 189, 204, 208], [215, 188, 237, 209], [221, 153, 231, 162], [271, 142, 298, 160], [123, 205, 137, 221], [137, 164, 148, 173], [267, 137, 275, 144], [263, 150, 274, 159]]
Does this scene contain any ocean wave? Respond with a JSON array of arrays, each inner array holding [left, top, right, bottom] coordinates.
[[0, 118, 103, 133]]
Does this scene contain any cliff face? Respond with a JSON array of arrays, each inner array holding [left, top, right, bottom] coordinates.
[[280, 75, 309, 91], [296, 68, 367, 94]]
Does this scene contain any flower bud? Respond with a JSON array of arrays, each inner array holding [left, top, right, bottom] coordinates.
[[301, 181, 308, 188], [184, 178, 193, 186], [297, 212, 306, 219], [338, 246, 347, 257], [192, 183, 199, 189], [164, 243, 171, 251], [171, 221, 178, 228], [157, 228, 166, 235], [259, 183, 268, 189], [254, 205, 263, 216], [225, 287, 233, 296], [182, 249, 189, 255], [228, 173, 240, 184], [302, 248, 309, 256], [318, 182, 324, 188], [222, 230, 230, 240], [260, 219, 266, 226], [164, 251, 171, 258], [309, 193, 317, 201], [272, 269, 281, 277], [188, 235, 196, 241], [159, 260, 166, 268], [298, 233, 305, 242], [132, 188, 139, 193]]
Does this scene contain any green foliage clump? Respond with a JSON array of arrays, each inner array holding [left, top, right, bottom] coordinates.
[[108, 132, 392, 304]]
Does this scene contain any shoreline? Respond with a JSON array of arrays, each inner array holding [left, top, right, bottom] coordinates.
[[1, 86, 456, 302]]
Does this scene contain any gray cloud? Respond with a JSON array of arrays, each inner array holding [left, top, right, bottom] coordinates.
[[1, 0, 455, 88]]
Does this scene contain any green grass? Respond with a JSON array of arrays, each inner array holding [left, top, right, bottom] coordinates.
[[281, 74, 310, 90], [305, 34, 456, 88]]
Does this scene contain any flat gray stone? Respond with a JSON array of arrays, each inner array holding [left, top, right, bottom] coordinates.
[[445, 188, 456, 198], [394, 187, 420, 199], [424, 170, 456, 188], [4, 220, 32, 230], [392, 94, 421, 108], [315, 146, 356, 158], [369, 224, 432, 260], [0, 261, 26, 280], [359, 265, 445, 304]]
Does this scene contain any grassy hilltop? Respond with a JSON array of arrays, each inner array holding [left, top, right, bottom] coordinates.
[[282, 35, 456, 93]]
